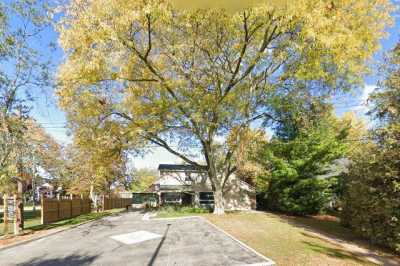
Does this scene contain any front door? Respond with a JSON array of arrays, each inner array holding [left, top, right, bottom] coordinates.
[[181, 192, 193, 205]]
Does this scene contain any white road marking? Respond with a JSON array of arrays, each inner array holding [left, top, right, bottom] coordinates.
[[103, 216, 121, 221], [142, 212, 157, 220], [110, 231, 162, 245]]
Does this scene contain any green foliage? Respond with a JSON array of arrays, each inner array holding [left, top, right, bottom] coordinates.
[[257, 115, 349, 215], [342, 144, 400, 253], [0, 0, 52, 193], [157, 205, 211, 218], [130, 168, 158, 192], [56, 0, 392, 214], [342, 44, 400, 253]]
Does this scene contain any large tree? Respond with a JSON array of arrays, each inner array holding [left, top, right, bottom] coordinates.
[[63, 124, 130, 205], [256, 110, 351, 215], [342, 43, 400, 253], [131, 168, 158, 193], [0, 0, 51, 190], [0, 0, 52, 233], [57, 0, 392, 214]]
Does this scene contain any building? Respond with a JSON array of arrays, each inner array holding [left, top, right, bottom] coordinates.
[[151, 164, 256, 210]]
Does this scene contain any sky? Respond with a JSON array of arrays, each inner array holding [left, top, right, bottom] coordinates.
[[26, 5, 400, 170]]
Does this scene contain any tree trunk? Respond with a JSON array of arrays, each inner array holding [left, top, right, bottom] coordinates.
[[213, 186, 225, 215], [204, 143, 226, 215], [89, 184, 97, 210], [14, 180, 24, 235]]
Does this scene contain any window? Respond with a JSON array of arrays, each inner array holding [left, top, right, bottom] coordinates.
[[132, 193, 158, 204], [163, 192, 181, 203], [199, 192, 214, 205]]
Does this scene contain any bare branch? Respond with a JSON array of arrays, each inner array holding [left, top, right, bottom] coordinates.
[[220, 20, 280, 103], [101, 110, 204, 168], [143, 133, 204, 168], [226, 12, 250, 93], [144, 14, 152, 59]]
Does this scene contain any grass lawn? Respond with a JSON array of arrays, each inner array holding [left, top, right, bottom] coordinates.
[[0, 207, 125, 236], [0, 208, 42, 236], [206, 212, 399, 266]]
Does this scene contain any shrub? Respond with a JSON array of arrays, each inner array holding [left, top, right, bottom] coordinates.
[[342, 43, 400, 253], [158, 205, 210, 214], [256, 116, 348, 215], [264, 176, 335, 215], [342, 144, 400, 253]]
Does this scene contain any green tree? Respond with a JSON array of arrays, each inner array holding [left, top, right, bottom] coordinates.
[[57, 0, 392, 214], [0, 0, 52, 234], [0, 0, 52, 192], [342, 43, 400, 252], [257, 112, 350, 215], [131, 168, 158, 192], [65, 127, 130, 202]]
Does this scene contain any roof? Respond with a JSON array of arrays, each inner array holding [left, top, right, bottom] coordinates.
[[158, 164, 207, 172]]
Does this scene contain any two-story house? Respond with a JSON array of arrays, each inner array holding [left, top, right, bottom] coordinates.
[[151, 164, 256, 210]]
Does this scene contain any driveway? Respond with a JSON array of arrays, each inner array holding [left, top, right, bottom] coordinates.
[[0, 211, 273, 265]]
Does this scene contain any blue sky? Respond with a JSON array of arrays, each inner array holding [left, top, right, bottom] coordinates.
[[28, 7, 400, 169]]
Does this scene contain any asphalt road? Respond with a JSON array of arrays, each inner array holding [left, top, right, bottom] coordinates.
[[0, 211, 273, 266]]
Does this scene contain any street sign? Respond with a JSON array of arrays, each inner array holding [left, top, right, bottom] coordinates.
[[6, 198, 15, 221]]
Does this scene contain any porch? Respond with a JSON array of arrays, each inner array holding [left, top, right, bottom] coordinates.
[[132, 191, 214, 208]]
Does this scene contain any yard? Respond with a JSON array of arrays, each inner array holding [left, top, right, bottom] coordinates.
[[0, 206, 42, 236], [206, 212, 400, 266], [0, 206, 126, 237]]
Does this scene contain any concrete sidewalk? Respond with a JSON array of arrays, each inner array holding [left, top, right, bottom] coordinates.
[[0, 211, 273, 266]]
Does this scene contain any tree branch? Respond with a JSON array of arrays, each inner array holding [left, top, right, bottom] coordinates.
[[103, 111, 204, 169], [144, 14, 152, 59], [143, 133, 204, 168], [220, 21, 279, 103]]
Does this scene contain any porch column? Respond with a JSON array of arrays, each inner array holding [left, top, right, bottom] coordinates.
[[194, 192, 200, 207]]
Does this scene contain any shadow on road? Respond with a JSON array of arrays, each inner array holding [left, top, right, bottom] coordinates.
[[148, 223, 171, 266], [17, 254, 98, 266]]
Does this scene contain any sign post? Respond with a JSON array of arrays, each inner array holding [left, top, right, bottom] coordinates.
[[3, 195, 9, 235], [3, 195, 16, 235], [14, 192, 24, 235], [13, 195, 19, 235]]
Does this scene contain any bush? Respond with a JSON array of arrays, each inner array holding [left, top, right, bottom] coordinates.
[[263, 176, 334, 215], [256, 116, 348, 216], [158, 205, 211, 214], [342, 44, 400, 253], [342, 145, 400, 253]]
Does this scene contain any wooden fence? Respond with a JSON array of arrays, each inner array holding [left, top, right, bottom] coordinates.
[[102, 197, 132, 211], [41, 198, 91, 224]]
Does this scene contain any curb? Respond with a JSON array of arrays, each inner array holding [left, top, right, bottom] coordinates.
[[201, 217, 275, 266], [146, 213, 275, 265], [0, 210, 126, 252]]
